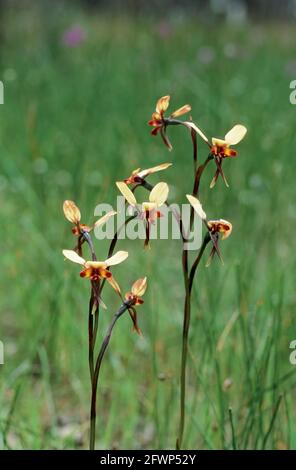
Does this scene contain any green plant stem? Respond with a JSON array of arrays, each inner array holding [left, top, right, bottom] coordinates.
[[88, 296, 94, 381], [89, 301, 131, 450], [176, 236, 210, 450], [176, 131, 211, 449], [87, 212, 137, 451], [176, 248, 190, 450], [189, 234, 211, 293]]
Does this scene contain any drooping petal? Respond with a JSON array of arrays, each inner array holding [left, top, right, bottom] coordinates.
[[149, 182, 169, 206], [156, 95, 170, 114], [216, 159, 229, 188], [106, 274, 121, 295], [209, 169, 220, 189], [225, 124, 247, 145], [186, 194, 207, 220], [116, 182, 137, 206], [94, 210, 116, 228], [128, 306, 142, 336], [151, 126, 161, 135], [205, 245, 218, 267], [62, 249, 86, 265], [160, 127, 173, 150], [131, 277, 147, 296], [104, 250, 129, 267], [138, 163, 172, 179], [91, 280, 107, 310], [170, 104, 191, 118], [63, 200, 81, 224]]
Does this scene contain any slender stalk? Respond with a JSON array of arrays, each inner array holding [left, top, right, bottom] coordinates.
[[176, 233, 210, 449], [189, 234, 211, 293], [88, 295, 94, 381], [87, 212, 137, 450], [176, 248, 190, 450], [176, 126, 211, 449], [82, 232, 98, 387], [89, 301, 131, 450]]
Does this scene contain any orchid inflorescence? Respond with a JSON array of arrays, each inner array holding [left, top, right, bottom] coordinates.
[[62, 94, 246, 450], [148, 95, 246, 450]]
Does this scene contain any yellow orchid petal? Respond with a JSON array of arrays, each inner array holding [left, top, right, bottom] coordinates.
[[170, 104, 191, 118], [149, 182, 169, 206], [225, 124, 247, 145], [212, 137, 228, 147], [106, 274, 121, 295], [85, 260, 107, 269], [186, 195, 207, 220], [156, 95, 170, 114], [104, 250, 129, 267], [116, 182, 137, 206], [138, 162, 172, 179], [94, 210, 116, 228], [62, 249, 86, 265], [142, 201, 157, 212], [131, 277, 147, 297], [63, 200, 81, 224]]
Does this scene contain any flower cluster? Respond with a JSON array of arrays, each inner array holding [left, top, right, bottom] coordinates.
[[62, 200, 148, 317], [148, 95, 247, 188], [61, 93, 247, 451]]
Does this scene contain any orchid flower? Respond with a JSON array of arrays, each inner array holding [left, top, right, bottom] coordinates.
[[124, 277, 148, 335], [148, 95, 191, 150], [62, 249, 128, 296], [125, 277, 147, 306], [186, 194, 232, 266], [123, 163, 172, 185], [63, 200, 116, 236], [209, 124, 247, 188], [188, 124, 247, 188], [116, 181, 169, 248]]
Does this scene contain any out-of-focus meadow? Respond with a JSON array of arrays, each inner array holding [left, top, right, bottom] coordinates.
[[1, 1, 296, 450]]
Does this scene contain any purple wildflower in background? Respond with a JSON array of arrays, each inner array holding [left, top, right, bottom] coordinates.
[[62, 26, 86, 47]]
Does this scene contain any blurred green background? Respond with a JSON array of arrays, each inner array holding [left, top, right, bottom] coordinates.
[[1, 0, 296, 450]]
